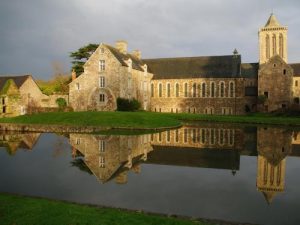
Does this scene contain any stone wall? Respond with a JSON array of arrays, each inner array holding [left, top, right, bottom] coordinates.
[[258, 56, 293, 112], [150, 78, 254, 115]]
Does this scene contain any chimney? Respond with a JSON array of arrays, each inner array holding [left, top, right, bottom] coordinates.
[[115, 40, 128, 54], [71, 69, 76, 81], [132, 50, 141, 59]]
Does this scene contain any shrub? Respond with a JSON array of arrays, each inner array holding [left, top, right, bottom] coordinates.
[[56, 98, 67, 111], [117, 98, 141, 111], [258, 95, 267, 104]]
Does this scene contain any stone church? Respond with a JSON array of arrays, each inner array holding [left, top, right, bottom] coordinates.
[[69, 14, 300, 115]]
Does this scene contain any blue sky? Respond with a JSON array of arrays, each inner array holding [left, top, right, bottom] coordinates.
[[0, 0, 300, 79]]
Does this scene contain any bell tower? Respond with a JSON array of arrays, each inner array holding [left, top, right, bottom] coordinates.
[[259, 14, 288, 64]]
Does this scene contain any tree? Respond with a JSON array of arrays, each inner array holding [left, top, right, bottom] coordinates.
[[70, 43, 99, 75]]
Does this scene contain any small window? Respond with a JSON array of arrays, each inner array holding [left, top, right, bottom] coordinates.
[[99, 94, 105, 102], [100, 48, 105, 53], [184, 83, 188, 97], [283, 69, 287, 75], [282, 104, 286, 108], [99, 60, 105, 71], [76, 83, 80, 90], [264, 91, 268, 98], [296, 80, 298, 87], [99, 76, 105, 87], [273, 63, 277, 68], [99, 156, 105, 168]]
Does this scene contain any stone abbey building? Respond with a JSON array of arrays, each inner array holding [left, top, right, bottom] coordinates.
[[69, 14, 300, 114]]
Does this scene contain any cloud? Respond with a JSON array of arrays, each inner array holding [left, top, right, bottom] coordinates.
[[0, 0, 300, 79]]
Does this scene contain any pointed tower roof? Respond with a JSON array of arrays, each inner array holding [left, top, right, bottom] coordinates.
[[262, 191, 277, 204], [265, 13, 281, 27]]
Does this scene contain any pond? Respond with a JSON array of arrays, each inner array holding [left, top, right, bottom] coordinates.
[[0, 123, 300, 225]]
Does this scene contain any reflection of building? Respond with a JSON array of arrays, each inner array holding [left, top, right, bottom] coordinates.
[[256, 127, 292, 204], [0, 132, 41, 155], [70, 134, 153, 184], [68, 125, 300, 204]]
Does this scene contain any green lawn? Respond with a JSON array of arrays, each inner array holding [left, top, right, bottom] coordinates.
[[0, 193, 212, 225], [0, 111, 300, 129]]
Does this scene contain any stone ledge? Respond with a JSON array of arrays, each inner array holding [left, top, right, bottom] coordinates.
[[0, 123, 181, 133]]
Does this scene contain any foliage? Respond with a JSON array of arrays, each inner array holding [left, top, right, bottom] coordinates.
[[56, 98, 67, 110], [0, 193, 211, 225], [117, 98, 141, 111], [257, 95, 267, 104], [70, 43, 99, 75]]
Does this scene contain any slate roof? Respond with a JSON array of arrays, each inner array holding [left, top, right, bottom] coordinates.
[[241, 63, 259, 78], [142, 55, 241, 79], [290, 63, 300, 76], [104, 45, 145, 72], [0, 75, 30, 90]]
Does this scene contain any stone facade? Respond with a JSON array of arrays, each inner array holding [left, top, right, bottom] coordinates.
[[68, 14, 300, 114], [69, 41, 153, 111]]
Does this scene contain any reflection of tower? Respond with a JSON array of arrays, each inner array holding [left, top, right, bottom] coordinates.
[[256, 127, 291, 204]]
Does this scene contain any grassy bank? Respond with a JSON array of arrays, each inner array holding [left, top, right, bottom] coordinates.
[[0, 111, 300, 129], [0, 193, 213, 225], [0, 111, 181, 129]]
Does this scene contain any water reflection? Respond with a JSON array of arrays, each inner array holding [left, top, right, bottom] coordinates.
[[1, 125, 299, 207], [67, 125, 299, 205]]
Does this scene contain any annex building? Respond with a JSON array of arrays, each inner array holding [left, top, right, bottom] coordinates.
[[69, 14, 300, 115]]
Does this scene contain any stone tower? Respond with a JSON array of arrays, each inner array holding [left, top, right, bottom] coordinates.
[[256, 127, 291, 204], [259, 14, 288, 64]]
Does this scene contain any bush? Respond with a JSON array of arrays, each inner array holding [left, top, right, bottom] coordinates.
[[56, 98, 67, 111], [117, 98, 141, 111]]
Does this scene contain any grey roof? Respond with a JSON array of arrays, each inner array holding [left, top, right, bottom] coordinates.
[[290, 63, 300, 76], [105, 45, 145, 72], [241, 63, 259, 78], [0, 75, 31, 90], [142, 55, 241, 79]]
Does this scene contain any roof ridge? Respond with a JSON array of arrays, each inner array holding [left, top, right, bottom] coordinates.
[[143, 54, 238, 61]]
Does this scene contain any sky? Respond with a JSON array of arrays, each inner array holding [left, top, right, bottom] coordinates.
[[0, 0, 300, 80]]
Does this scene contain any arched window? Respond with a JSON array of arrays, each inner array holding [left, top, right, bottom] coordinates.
[[184, 83, 188, 97], [201, 83, 206, 97], [229, 81, 235, 98], [210, 82, 215, 97], [266, 35, 270, 60], [272, 34, 277, 56], [151, 83, 154, 97], [167, 83, 171, 97], [220, 82, 225, 98], [158, 83, 162, 97], [279, 34, 284, 58], [175, 83, 179, 97], [192, 83, 197, 97]]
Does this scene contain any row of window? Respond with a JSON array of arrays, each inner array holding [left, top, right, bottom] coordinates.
[[151, 82, 235, 98], [154, 107, 233, 115], [151, 129, 235, 146], [265, 33, 284, 59]]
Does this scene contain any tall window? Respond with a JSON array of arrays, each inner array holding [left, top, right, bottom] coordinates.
[[99, 140, 105, 152], [184, 83, 188, 97], [279, 34, 284, 58], [220, 82, 225, 97], [167, 83, 171, 97], [229, 82, 234, 98], [76, 83, 80, 90], [158, 83, 162, 97], [175, 83, 179, 97], [99, 76, 105, 87], [272, 34, 277, 56], [266, 35, 270, 59], [210, 82, 215, 97], [99, 94, 105, 102], [99, 60, 105, 71], [201, 83, 206, 97], [184, 129, 188, 143], [175, 129, 179, 142], [192, 83, 197, 97], [151, 83, 154, 97]]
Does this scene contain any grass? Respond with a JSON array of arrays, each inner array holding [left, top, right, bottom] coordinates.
[[0, 193, 213, 225], [0, 111, 300, 129]]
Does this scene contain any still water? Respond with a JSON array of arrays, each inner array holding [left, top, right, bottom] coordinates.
[[0, 123, 300, 225]]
